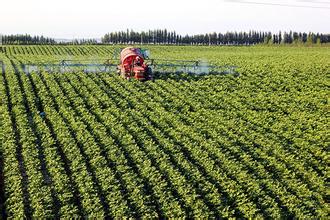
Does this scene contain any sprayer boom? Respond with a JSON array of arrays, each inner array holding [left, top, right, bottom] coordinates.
[[19, 47, 238, 80], [147, 59, 237, 75], [22, 59, 119, 74]]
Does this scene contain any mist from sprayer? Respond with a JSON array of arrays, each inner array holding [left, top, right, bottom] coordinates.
[[180, 59, 210, 75], [171, 59, 210, 75], [85, 55, 99, 73], [196, 60, 210, 75]]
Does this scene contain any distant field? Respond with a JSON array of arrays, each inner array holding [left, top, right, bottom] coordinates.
[[0, 45, 329, 218]]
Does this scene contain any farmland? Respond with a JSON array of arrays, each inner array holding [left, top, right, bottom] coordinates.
[[0, 45, 329, 218]]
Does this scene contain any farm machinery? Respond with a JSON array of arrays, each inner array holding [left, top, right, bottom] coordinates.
[[22, 47, 237, 81]]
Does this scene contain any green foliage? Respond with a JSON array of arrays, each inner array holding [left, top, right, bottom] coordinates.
[[0, 45, 329, 218]]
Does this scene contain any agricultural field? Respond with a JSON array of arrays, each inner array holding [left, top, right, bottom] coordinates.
[[0, 45, 329, 218]]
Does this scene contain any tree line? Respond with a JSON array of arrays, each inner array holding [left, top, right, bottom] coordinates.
[[1, 34, 56, 45], [1, 31, 329, 45], [0, 34, 102, 45], [102, 29, 329, 45]]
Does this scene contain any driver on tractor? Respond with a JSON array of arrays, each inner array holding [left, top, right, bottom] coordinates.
[[134, 56, 142, 66]]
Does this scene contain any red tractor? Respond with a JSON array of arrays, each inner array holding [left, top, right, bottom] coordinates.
[[117, 47, 152, 81]]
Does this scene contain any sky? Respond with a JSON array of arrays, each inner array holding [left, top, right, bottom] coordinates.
[[1, 0, 329, 38]]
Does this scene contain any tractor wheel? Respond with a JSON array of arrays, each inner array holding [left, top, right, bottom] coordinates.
[[146, 67, 153, 80]]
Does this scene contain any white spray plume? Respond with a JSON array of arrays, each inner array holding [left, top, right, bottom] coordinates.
[[196, 60, 210, 75]]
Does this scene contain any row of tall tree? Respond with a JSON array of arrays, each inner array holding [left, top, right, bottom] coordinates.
[[102, 29, 330, 45], [1, 31, 329, 45], [1, 34, 56, 45]]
